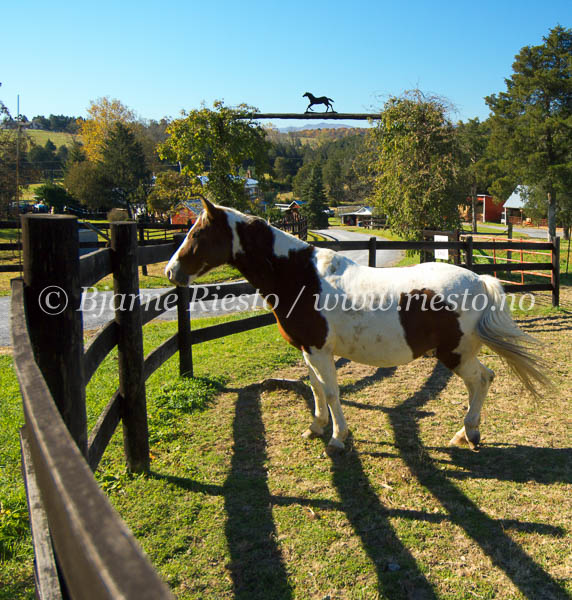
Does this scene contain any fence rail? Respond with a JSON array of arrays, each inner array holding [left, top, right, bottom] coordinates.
[[12, 216, 560, 599]]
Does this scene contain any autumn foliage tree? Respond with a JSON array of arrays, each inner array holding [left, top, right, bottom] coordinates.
[[79, 97, 136, 161]]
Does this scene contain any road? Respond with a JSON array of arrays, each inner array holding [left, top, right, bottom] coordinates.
[[468, 223, 560, 240], [313, 227, 404, 267], [0, 229, 403, 346]]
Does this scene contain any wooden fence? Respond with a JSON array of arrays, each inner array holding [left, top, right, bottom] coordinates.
[[270, 217, 308, 240], [12, 216, 560, 598]]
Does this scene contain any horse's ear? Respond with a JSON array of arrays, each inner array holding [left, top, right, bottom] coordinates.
[[200, 196, 219, 219]]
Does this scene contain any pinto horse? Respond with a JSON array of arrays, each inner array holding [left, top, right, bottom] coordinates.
[[166, 198, 550, 455], [303, 92, 335, 113]]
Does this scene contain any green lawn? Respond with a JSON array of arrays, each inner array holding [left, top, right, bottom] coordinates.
[[2, 290, 571, 599]]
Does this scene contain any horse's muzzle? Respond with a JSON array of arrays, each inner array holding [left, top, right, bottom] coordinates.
[[165, 259, 190, 287]]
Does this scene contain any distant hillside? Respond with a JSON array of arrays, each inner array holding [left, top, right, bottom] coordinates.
[[278, 122, 359, 133], [26, 129, 80, 147], [267, 126, 368, 145]]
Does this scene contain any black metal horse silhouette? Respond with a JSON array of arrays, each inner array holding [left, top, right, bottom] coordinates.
[[303, 92, 335, 113]]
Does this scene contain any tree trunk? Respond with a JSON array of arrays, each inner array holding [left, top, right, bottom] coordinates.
[[471, 183, 477, 233], [547, 190, 557, 240]]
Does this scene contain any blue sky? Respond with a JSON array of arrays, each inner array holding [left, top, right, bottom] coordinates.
[[1, 0, 569, 127]]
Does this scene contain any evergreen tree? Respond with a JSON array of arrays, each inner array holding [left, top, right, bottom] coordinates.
[[301, 164, 329, 228], [99, 122, 151, 217], [485, 26, 572, 239]]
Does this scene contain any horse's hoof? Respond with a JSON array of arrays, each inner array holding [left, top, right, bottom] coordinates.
[[465, 429, 481, 451], [324, 438, 345, 457], [449, 428, 469, 447], [302, 428, 322, 439]]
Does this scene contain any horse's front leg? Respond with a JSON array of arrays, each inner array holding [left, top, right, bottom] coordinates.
[[301, 366, 329, 439], [303, 350, 348, 453]]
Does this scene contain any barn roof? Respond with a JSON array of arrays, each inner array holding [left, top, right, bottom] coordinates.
[[504, 186, 528, 209]]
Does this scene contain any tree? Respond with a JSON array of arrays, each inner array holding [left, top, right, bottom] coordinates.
[[322, 157, 345, 206], [300, 164, 329, 228], [64, 161, 110, 211], [456, 118, 492, 231], [485, 26, 572, 239], [79, 97, 137, 161], [98, 122, 151, 217], [35, 182, 74, 212], [368, 90, 463, 240], [158, 101, 269, 211], [292, 161, 317, 200], [148, 170, 195, 216]]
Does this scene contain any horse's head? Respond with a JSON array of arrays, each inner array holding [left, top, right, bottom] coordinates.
[[303, 92, 310, 98], [165, 197, 234, 286]]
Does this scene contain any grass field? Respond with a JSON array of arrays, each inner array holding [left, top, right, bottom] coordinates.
[[1, 287, 571, 599], [25, 129, 80, 148]]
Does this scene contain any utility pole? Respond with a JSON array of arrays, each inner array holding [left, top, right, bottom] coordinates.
[[15, 95, 21, 218]]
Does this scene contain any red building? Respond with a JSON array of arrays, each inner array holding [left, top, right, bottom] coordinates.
[[170, 201, 201, 226], [467, 195, 504, 223]]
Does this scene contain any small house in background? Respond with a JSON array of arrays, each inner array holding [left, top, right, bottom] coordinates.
[[170, 200, 202, 226], [502, 187, 527, 225], [275, 200, 304, 218], [340, 206, 373, 226]]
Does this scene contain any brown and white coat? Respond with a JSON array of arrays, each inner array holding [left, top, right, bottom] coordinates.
[[167, 199, 550, 454]]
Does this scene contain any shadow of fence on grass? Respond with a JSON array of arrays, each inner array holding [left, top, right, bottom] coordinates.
[[223, 385, 293, 600], [153, 358, 567, 600], [385, 361, 568, 600]]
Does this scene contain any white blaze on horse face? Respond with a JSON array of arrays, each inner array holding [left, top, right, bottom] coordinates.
[[165, 214, 205, 286], [165, 232, 191, 286]]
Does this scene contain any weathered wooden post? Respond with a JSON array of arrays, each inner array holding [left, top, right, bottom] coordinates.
[[465, 236, 473, 271], [551, 236, 560, 308], [453, 230, 461, 266], [21, 215, 88, 457], [138, 225, 148, 277], [368, 236, 376, 267], [111, 222, 149, 473], [174, 233, 193, 377]]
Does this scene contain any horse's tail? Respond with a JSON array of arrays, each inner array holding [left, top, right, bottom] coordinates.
[[328, 98, 335, 103], [477, 274, 552, 397]]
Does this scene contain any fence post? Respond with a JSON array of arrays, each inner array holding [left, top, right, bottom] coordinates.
[[138, 225, 148, 277], [21, 215, 88, 457], [368, 236, 376, 267], [173, 234, 193, 377], [111, 222, 149, 473], [507, 222, 513, 265], [453, 230, 460, 265], [465, 236, 473, 271], [551, 236, 560, 308]]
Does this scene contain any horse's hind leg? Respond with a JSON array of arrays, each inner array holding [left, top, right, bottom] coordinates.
[[449, 356, 495, 449], [303, 350, 348, 452]]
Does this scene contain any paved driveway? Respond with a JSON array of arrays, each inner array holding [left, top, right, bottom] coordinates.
[[313, 228, 403, 267]]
